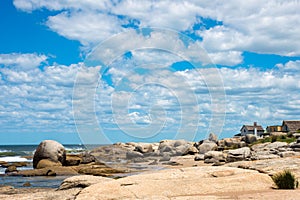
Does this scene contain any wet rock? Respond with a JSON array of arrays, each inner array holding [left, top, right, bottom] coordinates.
[[5, 165, 18, 173], [23, 182, 31, 187], [33, 140, 66, 169]]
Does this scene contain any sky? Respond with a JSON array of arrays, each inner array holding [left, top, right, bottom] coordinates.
[[0, 0, 300, 145]]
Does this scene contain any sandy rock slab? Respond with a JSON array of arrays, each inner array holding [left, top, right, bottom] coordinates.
[[76, 166, 273, 200], [225, 156, 300, 177], [0, 187, 81, 200]]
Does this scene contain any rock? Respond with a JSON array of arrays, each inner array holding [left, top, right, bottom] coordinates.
[[279, 151, 299, 158], [159, 154, 171, 162], [36, 159, 62, 169], [76, 166, 273, 200], [33, 140, 66, 169], [290, 142, 300, 151], [174, 140, 188, 147], [159, 145, 174, 154], [204, 151, 226, 164], [126, 151, 144, 160], [134, 143, 153, 153], [251, 142, 289, 160], [59, 175, 112, 190], [208, 133, 218, 143], [226, 147, 251, 162], [245, 134, 257, 144], [194, 154, 204, 161], [225, 157, 300, 177], [23, 182, 31, 187], [5, 165, 17, 173], [198, 141, 218, 154], [17, 166, 78, 176], [266, 142, 288, 150], [175, 144, 198, 156], [219, 137, 243, 148], [65, 155, 82, 166], [80, 152, 96, 164]]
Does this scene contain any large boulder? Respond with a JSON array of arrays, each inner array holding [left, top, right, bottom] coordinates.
[[134, 143, 153, 153], [204, 151, 226, 164], [33, 140, 66, 169], [226, 147, 251, 162], [245, 134, 257, 144], [198, 141, 218, 154]]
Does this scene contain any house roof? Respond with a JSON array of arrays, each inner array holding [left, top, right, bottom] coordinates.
[[282, 120, 300, 132], [240, 125, 264, 131]]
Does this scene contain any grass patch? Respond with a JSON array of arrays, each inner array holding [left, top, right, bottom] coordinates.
[[251, 135, 296, 146], [272, 170, 299, 189]]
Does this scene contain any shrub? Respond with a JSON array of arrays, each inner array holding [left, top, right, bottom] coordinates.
[[272, 170, 299, 189]]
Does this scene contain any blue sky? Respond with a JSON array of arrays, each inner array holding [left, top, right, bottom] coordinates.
[[0, 0, 300, 144]]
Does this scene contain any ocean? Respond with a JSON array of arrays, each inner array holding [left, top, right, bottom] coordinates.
[[0, 144, 87, 188]]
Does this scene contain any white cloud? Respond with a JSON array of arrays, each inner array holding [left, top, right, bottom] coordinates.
[[13, 0, 300, 62], [0, 53, 47, 70], [47, 11, 124, 46]]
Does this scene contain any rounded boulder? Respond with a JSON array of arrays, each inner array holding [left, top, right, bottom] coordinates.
[[33, 140, 66, 169]]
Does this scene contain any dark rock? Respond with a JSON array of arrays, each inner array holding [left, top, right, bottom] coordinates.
[[23, 182, 31, 187], [5, 165, 18, 173]]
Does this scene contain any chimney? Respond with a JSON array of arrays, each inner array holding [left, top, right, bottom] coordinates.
[[254, 122, 257, 126]]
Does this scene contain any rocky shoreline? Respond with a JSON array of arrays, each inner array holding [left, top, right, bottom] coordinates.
[[1, 133, 300, 199]]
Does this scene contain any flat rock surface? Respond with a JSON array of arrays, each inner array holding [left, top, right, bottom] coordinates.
[[225, 156, 300, 176], [76, 166, 273, 200]]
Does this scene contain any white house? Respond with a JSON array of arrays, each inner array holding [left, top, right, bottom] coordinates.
[[240, 122, 264, 137]]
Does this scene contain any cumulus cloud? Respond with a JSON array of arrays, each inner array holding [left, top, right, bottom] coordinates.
[[0, 53, 47, 70], [13, 0, 300, 60]]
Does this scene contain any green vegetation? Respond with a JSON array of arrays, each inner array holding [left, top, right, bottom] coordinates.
[[272, 170, 299, 189], [251, 135, 296, 146]]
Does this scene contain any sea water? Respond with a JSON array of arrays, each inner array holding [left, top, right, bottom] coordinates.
[[0, 144, 87, 188]]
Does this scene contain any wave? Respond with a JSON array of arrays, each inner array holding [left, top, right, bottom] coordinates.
[[0, 156, 32, 163]]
